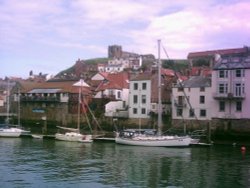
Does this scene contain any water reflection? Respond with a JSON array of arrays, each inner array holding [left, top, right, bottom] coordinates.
[[0, 138, 250, 187]]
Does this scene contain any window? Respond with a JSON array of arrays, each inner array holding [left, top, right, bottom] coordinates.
[[178, 87, 184, 92], [177, 96, 184, 106], [142, 83, 147, 90], [117, 91, 121, 99], [141, 95, 146, 104], [236, 101, 242, 112], [235, 83, 245, 97], [133, 95, 138, 104], [219, 83, 228, 94], [152, 104, 156, 110], [200, 87, 205, 92], [177, 108, 183, 116], [108, 89, 114, 96], [219, 70, 228, 78], [219, 101, 225, 111], [134, 83, 138, 90], [189, 109, 195, 117], [141, 108, 146, 114], [200, 109, 206, 117], [235, 69, 245, 78], [123, 101, 126, 108], [200, 96, 205, 104], [133, 108, 137, 114]]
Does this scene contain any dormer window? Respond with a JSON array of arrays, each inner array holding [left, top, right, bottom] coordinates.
[[235, 69, 244, 78], [219, 70, 228, 78]]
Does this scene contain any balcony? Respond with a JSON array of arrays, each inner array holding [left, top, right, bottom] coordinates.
[[174, 100, 187, 108], [213, 92, 245, 100], [20, 96, 60, 102], [102, 94, 116, 100]]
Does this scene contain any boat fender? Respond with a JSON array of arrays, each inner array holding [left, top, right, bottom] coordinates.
[[241, 146, 246, 152]]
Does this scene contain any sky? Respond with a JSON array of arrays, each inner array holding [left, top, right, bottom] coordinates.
[[1, 0, 250, 78]]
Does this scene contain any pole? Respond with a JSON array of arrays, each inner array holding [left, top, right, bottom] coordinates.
[[18, 88, 21, 126], [157, 39, 162, 135]]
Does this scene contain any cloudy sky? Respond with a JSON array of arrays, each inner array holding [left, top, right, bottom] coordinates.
[[1, 0, 250, 78]]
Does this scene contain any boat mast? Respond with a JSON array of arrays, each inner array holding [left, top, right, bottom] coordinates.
[[6, 80, 10, 124], [157, 39, 162, 135], [18, 87, 21, 126], [77, 86, 81, 133]]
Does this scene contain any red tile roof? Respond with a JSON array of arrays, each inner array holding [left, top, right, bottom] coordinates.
[[190, 67, 212, 77], [161, 68, 175, 76], [188, 47, 247, 59], [96, 72, 129, 91]]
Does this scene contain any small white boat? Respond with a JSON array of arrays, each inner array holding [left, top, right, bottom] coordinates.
[[32, 134, 43, 139], [0, 124, 30, 138], [55, 131, 93, 143]]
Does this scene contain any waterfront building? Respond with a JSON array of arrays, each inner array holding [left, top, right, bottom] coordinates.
[[128, 73, 152, 119], [211, 56, 250, 128], [171, 76, 212, 129], [12, 80, 92, 126], [128, 69, 175, 125]]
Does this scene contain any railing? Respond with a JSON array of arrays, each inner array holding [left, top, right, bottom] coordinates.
[[213, 92, 245, 99], [20, 96, 60, 102], [102, 94, 116, 100], [174, 100, 187, 108]]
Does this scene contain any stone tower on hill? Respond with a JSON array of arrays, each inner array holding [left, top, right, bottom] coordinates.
[[108, 45, 122, 58]]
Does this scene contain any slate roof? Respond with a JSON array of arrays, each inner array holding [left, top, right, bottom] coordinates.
[[175, 76, 211, 88], [213, 56, 250, 70]]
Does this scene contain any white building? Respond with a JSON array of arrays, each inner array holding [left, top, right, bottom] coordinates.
[[172, 76, 212, 121], [105, 64, 125, 73], [94, 72, 130, 118], [128, 74, 151, 119]]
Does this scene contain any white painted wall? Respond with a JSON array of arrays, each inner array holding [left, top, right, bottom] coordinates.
[[105, 101, 126, 117], [172, 86, 212, 120], [129, 79, 151, 118], [211, 68, 250, 119]]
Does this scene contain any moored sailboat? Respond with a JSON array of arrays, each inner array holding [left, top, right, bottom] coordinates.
[[55, 80, 93, 143], [0, 85, 30, 138], [115, 40, 192, 147]]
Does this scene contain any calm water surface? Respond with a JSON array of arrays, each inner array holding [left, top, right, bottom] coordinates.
[[0, 137, 249, 188]]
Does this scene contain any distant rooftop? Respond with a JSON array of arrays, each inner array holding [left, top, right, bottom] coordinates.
[[175, 76, 211, 88], [188, 46, 250, 59]]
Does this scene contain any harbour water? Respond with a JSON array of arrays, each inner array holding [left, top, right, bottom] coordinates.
[[0, 137, 249, 188]]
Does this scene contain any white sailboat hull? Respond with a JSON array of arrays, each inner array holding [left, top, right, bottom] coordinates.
[[115, 135, 192, 147], [55, 132, 93, 143], [0, 127, 28, 137]]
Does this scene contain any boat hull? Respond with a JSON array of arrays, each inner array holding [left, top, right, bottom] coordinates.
[[115, 136, 192, 147], [0, 128, 29, 138], [55, 132, 93, 143]]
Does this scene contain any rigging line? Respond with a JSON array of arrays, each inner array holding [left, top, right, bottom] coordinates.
[[83, 99, 103, 132], [80, 94, 93, 133], [161, 44, 200, 124], [82, 102, 93, 133]]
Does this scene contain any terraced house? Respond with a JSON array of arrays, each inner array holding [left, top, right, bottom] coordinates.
[[211, 56, 250, 132]]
